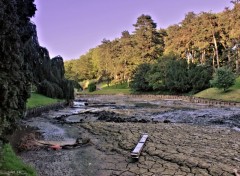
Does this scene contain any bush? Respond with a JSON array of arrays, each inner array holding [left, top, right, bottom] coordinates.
[[210, 67, 235, 92], [37, 80, 65, 99], [147, 62, 165, 91], [88, 82, 96, 92], [130, 63, 152, 92], [37, 80, 55, 98], [188, 64, 213, 93], [164, 59, 190, 93]]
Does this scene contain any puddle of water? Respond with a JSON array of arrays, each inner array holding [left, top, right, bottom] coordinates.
[[72, 101, 86, 108], [152, 108, 240, 131], [38, 138, 76, 146], [233, 127, 240, 132], [26, 119, 67, 141]]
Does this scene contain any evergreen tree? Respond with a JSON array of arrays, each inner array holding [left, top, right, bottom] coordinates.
[[118, 31, 135, 84], [210, 67, 235, 92], [148, 54, 176, 90], [133, 14, 164, 63]]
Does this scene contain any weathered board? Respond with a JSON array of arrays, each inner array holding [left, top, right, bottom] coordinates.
[[131, 133, 148, 159]]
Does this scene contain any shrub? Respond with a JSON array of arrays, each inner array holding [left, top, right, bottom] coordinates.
[[37, 80, 55, 98], [164, 59, 190, 93], [210, 67, 235, 92], [188, 64, 213, 93], [88, 82, 96, 92], [130, 63, 152, 92]]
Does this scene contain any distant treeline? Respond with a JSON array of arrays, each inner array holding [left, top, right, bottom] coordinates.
[[65, 2, 240, 91]]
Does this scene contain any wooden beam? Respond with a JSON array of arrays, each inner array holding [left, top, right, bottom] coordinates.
[[131, 133, 148, 159]]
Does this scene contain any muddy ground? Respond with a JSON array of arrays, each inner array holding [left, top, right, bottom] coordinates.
[[18, 95, 240, 176]]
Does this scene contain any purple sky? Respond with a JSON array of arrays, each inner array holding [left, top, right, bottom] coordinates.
[[32, 0, 232, 60]]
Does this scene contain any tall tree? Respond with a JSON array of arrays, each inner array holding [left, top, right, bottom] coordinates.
[[97, 39, 113, 85], [202, 13, 221, 68], [229, 3, 240, 73], [180, 12, 197, 63], [133, 14, 164, 63], [164, 24, 183, 55], [118, 31, 135, 84]]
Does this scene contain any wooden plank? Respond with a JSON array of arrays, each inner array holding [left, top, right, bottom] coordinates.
[[132, 143, 144, 154], [131, 133, 148, 159], [139, 134, 148, 143]]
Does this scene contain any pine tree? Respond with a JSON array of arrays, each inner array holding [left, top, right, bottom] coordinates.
[[133, 14, 164, 63]]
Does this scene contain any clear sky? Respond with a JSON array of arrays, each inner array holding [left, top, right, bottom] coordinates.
[[32, 0, 232, 60]]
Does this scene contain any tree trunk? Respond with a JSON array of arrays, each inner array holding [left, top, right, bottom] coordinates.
[[236, 49, 240, 74], [201, 50, 206, 64], [213, 34, 220, 68], [228, 51, 231, 64], [212, 48, 216, 70]]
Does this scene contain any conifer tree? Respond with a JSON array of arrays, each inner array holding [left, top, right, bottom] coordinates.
[[133, 14, 164, 63]]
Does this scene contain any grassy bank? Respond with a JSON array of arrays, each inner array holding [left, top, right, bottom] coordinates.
[[195, 77, 240, 102], [0, 144, 36, 176], [0, 93, 62, 175], [27, 92, 63, 108], [79, 82, 132, 95], [79, 78, 240, 102]]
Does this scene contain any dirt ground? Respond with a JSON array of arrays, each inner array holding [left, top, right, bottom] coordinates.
[[19, 95, 240, 176]]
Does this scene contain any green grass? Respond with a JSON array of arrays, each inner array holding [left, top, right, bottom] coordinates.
[[231, 76, 240, 89], [1, 92, 62, 175], [194, 76, 240, 102], [79, 77, 240, 102], [0, 144, 36, 176], [79, 82, 132, 95], [27, 92, 63, 108], [88, 88, 131, 95], [100, 82, 129, 89]]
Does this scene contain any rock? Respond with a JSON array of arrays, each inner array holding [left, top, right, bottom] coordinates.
[[163, 119, 172, 123]]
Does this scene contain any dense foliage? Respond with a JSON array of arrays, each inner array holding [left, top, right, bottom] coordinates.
[[88, 82, 97, 92], [0, 0, 36, 137], [164, 3, 240, 72], [130, 63, 152, 91], [130, 55, 213, 93], [210, 67, 236, 92], [65, 2, 240, 92], [35, 55, 74, 100], [65, 15, 165, 85], [0, 0, 74, 138]]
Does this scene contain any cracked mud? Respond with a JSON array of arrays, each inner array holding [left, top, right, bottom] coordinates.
[[19, 95, 240, 176]]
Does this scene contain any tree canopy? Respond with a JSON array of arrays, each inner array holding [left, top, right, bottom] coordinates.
[[65, 2, 240, 93]]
